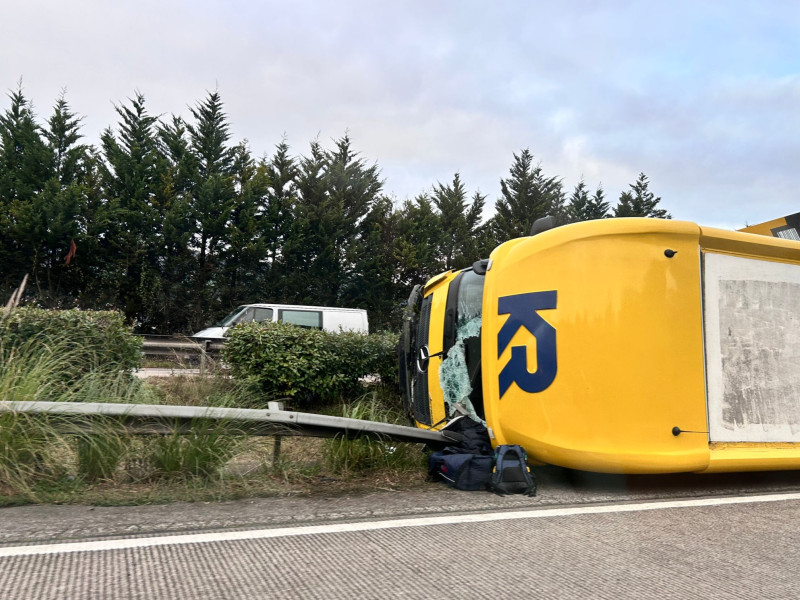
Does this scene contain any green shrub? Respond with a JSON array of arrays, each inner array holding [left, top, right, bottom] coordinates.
[[0, 320, 150, 405], [330, 330, 400, 386], [223, 322, 399, 408], [0, 307, 141, 376]]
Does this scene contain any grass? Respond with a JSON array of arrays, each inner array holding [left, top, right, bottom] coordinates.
[[0, 324, 429, 506], [0, 412, 73, 500], [148, 419, 245, 480], [146, 371, 248, 407], [75, 420, 130, 482], [322, 393, 427, 477]]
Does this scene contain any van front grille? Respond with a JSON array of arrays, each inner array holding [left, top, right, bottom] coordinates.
[[412, 295, 433, 425]]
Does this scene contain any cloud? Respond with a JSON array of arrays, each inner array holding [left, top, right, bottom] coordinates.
[[2, 0, 799, 227]]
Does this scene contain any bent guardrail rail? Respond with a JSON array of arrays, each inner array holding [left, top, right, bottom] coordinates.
[[0, 401, 462, 446]]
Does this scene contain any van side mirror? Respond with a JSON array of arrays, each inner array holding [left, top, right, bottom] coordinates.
[[472, 259, 490, 275], [530, 215, 558, 236]]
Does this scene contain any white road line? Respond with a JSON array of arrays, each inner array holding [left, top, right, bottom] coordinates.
[[3, 492, 800, 558]]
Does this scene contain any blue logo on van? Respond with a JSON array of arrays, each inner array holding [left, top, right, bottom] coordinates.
[[497, 291, 557, 398]]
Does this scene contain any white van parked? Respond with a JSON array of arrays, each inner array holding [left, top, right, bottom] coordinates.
[[191, 304, 369, 340]]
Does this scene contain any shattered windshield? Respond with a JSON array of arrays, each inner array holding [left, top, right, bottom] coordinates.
[[439, 269, 486, 423]]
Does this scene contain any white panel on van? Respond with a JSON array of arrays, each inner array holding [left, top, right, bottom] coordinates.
[[704, 252, 800, 442], [323, 310, 367, 333]]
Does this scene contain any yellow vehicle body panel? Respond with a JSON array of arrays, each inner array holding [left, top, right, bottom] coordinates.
[[704, 443, 800, 473], [479, 218, 800, 474], [482, 219, 709, 473], [738, 211, 800, 241], [411, 271, 457, 430]]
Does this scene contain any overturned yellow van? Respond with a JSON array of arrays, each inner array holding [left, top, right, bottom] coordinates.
[[400, 218, 800, 474]]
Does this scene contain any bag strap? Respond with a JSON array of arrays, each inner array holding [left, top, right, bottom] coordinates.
[[490, 445, 511, 487], [491, 445, 536, 496], [494, 444, 524, 467], [493, 444, 510, 466]]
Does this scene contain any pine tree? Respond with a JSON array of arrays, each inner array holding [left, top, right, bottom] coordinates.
[[282, 140, 326, 304], [326, 134, 384, 304], [0, 86, 52, 293], [157, 115, 200, 332], [97, 92, 169, 327], [180, 91, 241, 325], [261, 139, 298, 295], [491, 149, 563, 243], [395, 194, 442, 289], [0, 86, 51, 204], [340, 196, 401, 328], [25, 94, 94, 301], [613, 172, 671, 219], [431, 173, 486, 271], [217, 141, 271, 309], [566, 179, 610, 222], [565, 179, 590, 223], [588, 186, 610, 220], [284, 135, 383, 306], [0, 88, 96, 303], [186, 91, 236, 275]]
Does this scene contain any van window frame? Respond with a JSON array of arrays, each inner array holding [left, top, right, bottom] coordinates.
[[278, 309, 323, 329]]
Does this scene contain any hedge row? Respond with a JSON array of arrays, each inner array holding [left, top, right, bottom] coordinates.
[[0, 307, 142, 375], [1, 308, 400, 409], [223, 322, 399, 408]]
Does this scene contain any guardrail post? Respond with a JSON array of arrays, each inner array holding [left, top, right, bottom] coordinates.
[[268, 401, 285, 465], [197, 339, 211, 375]]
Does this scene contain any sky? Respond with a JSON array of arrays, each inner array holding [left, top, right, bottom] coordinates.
[[2, 0, 799, 230]]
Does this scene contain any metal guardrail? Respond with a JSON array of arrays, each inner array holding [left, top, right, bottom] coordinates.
[[141, 336, 224, 354], [140, 336, 224, 373], [0, 401, 462, 446], [140, 336, 224, 354]]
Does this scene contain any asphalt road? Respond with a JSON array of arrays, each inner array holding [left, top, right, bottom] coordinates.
[[2, 468, 800, 599]]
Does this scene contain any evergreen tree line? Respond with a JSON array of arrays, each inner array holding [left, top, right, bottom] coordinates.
[[0, 87, 671, 333]]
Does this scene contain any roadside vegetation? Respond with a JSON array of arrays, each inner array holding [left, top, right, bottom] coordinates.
[[0, 86, 672, 339], [0, 310, 426, 507]]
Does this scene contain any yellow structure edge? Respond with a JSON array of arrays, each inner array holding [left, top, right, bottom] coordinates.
[[406, 216, 800, 474]]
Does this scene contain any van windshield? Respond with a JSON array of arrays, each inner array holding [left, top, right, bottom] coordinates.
[[439, 268, 486, 422], [456, 269, 484, 325], [217, 306, 249, 327]]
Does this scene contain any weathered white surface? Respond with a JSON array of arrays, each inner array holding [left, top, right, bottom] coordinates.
[[704, 253, 800, 442]]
